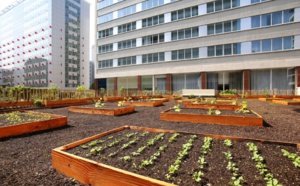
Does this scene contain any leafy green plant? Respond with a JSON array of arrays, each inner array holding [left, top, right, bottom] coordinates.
[[34, 99, 43, 107], [173, 104, 181, 112], [281, 149, 300, 168], [188, 94, 195, 99], [235, 101, 249, 113], [168, 133, 180, 142], [224, 139, 233, 147], [193, 171, 204, 182], [207, 108, 221, 115], [121, 155, 131, 162], [117, 101, 125, 107], [219, 89, 237, 95], [95, 98, 105, 108]]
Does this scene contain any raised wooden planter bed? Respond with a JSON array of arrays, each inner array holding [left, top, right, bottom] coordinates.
[[293, 98, 300, 101], [124, 100, 164, 107], [160, 108, 263, 127], [0, 101, 34, 108], [217, 95, 239, 99], [68, 105, 135, 116], [104, 96, 124, 102], [184, 103, 241, 110], [52, 126, 299, 186], [258, 98, 283, 102], [0, 111, 67, 139], [162, 95, 181, 100], [43, 99, 90, 108], [245, 95, 266, 99], [150, 98, 169, 102], [272, 100, 300, 106]]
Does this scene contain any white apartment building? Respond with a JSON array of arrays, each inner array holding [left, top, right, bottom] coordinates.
[[0, 0, 90, 88], [95, 0, 300, 95]]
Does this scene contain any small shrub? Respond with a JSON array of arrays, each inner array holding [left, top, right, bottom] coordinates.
[[34, 99, 43, 107]]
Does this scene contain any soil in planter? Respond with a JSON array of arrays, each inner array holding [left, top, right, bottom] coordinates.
[[167, 108, 258, 117], [0, 111, 52, 127], [67, 129, 300, 186], [77, 102, 125, 109]]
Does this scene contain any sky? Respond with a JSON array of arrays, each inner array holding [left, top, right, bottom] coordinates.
[[0, 0, 95, 61]]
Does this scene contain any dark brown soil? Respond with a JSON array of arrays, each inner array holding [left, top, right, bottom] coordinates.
[[167, 108, 258, 117], [0, 99, 300, 185]]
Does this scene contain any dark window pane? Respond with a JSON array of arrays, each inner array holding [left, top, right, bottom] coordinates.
[[284, 9, 294, 23], [272, 11, 282, 25], [207, 24, 215, 35], [153, 53, 159, 62], [207, 2, 214, 13], [192, 48, 199, 58], [232, 19, 240, 31], [185, 8, 191, 18], [153, 16, 159, 25], [224, 21, 231, 32], [272, 37, 282, 51], [251, 15, 260, 28], [178, 9, 184, 19], [223, 0, 231, 9], [224, 44, 232, 55], [185, 28, 191, 38], [142, 55, 147, 63], [178, 49, 184, 59], [185, 49, 192, 59], [159, 33, 164, 42], [148, 17, 153, 26], [215, 22, 223, 34], [208, 46, 215, 56], [192, 27, 199, 37], [171, 11, 177, 21], [159, 52, 165, 61], [262, 13, 271, 26], [153, 35, 158, 43], [192, 6, 198, 16], [172, 51, 177, 60], [215, 0, 222, 11], [148, 54, 153, 62], [283, 36, 292, 50], [171, 31, 177, 40], [178, 29, 184, 39], [262, 39, 271, 52], [159, 14, 164, 23], [252, 40, 261, 53]]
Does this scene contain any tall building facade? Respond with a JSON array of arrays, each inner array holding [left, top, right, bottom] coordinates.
[[95, 0, 300, 94], [0, 0, 90, 88]]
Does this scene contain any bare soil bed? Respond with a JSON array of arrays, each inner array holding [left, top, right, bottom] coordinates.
[[0, 99, 300, 185]]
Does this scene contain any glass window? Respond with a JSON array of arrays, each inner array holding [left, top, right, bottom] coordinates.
[[262, 13, 271, 26], [251, 15, 260, 28], [148, 54, 153, 62], [185, 49, 192, 59], [224, 44, 232, 55], [159, 33, 164, 42], [283, 36, 293, 50], [207, 2, 214, 13], [232, 43, 241, 54], [153, 53, 158, 62], [148, 17, 153, 26], [185, 8, 191, 18], [185, 28, 191, 38], [224, 21, 232, 32], [207, 24, 215, 35], [215, 0, 222, 11], [252, 40, 261, 53], [171, 31, 177, 40], [178, 9, 184, 20], [208, 46, 215, 56], [262, 39, 271, 52], [159, 14, 164, 23], [192, 48, 199, 58], [272, 11, 282, 25], [142, 19, 147, 27], [284, 9, 294, 23], [153, 35, 158, 44], [216, 45, 223, 56], [178, 49, 185, 59], [223, 0, 231, 9], [192, 27, 199, 37], [153, 16, 158, 25], [232, 19, 240, 31], [215, 22, 223, 34], [159, 52, 165, 61], [171, 11, 177, 21], [272, 37, 282, 51], [192, 6, 198, 16], [232, 0, 240, 8], [142, 55, 147, 63], [172, 51, 178, 60], [178, 29, 184, 39]]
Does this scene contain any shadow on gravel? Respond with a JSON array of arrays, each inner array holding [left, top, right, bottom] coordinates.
[[292, 108, 300, 113], [263, 121, 272, 127]]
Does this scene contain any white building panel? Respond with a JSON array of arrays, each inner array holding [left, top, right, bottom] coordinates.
[[241, 17, 251, 30], [199, 25, 207, 37], [199, 4, 206, 16], [164, 13, 171, 23], [241, 42, 251, 54], [199, 47, 207, 58], [295, 7, 300, 22]]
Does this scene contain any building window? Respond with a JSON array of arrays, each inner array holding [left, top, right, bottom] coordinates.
[[97, 12, 113, 24], [171, 48, 199, 60], [142, 0, 165, 10], [208, 19, 240, 35], [98, 59, 113, 69], [208, 43, 241, 57], [251, 0, 267, 4], [98, 28, 113, 39], [171, 6, 198, 21], [251, 36, 294, 53], [171, 27, 199, 41], [142, 52, 165, 63], [97, 0, 124, 10], [118, 39, 136, 50], [207, 0, 240, 13], [118, 21, 136, 34], [118, 56, 136, 66], [142, 14, 164, 28], [251, 9, 294, 28], [142, 33, 164, 45], [118, 5, 136, 18], [98, 44, 113, 54]]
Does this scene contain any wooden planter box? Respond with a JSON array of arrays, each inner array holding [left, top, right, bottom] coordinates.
[[272, 100, 300, 106], [104, 96, 124, 102], [0, 101, 34, 108], [160, 109, 263, 127], [245, 95, 266, 99], [293, 98, 300, 101], [217, 95, 239, 99], [258, 98, 283, 102], [150, 98, 169, 102], [0, 111, 67, 139], [68, 106, 135, 116], [184, 103, 241, 110], [52, 126, 300, 186], [43, 99, 89, 108], [162, 95, 181, 100], [124, 100, 164, 107]]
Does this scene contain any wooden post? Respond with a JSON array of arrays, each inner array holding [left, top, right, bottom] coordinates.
[[296, 67, 300, 87], [114, 77, 118, 96], [201, 72, 207, 89], [94, 79, 99, 96], [166, 74, 171, 94], [243, 70, 250, 94], [137, 76, 142, 95]]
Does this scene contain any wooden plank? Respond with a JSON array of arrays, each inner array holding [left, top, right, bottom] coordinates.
[[184, 104, 241, 110], [124, 100, 164, 107], [0, 101, 34, 107], [272, 100, 300, 106], [68, 106, 135, 116], [0, 111, 67, 139], [160, 109, 263, 127]]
